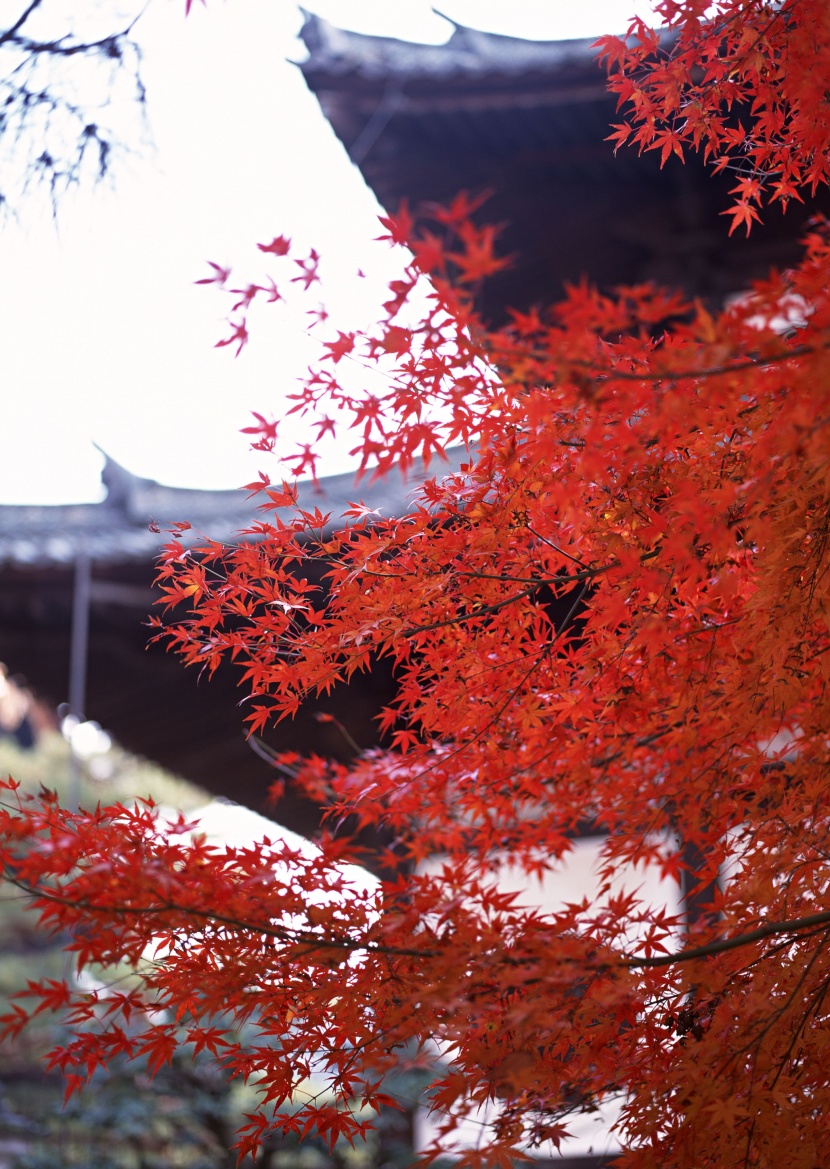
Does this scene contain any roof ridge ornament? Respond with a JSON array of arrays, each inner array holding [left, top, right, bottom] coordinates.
[[94, 444, 141, 511], [430, 9, 462, 30]]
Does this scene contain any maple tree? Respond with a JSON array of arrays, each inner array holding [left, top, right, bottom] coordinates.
[[3, 1, 830, 1166]]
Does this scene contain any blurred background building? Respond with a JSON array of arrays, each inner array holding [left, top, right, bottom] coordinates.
[[2, 13, 827, 1168]]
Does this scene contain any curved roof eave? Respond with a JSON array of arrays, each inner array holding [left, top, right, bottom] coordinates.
[[298, 12, 601, 82], [0, 448, 472, 567]]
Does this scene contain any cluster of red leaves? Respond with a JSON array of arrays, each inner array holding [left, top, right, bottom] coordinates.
[[59, 208, 830, 1163], [597, 0, 830, 232], [5, 1, 830, 1166], [0, 782, 650, 1164]]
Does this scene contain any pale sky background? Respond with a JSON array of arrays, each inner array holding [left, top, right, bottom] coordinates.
[[1, 0, 657, 505]]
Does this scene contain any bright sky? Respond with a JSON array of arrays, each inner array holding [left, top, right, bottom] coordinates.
[[1, 0, 655, 505]]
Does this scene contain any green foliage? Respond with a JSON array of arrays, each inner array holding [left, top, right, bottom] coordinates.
[[0, 731, 210, 815], [6, 1057, 233, 1169]]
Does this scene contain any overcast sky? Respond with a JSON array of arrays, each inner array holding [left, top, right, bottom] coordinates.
[[1, 0, 655, 506]]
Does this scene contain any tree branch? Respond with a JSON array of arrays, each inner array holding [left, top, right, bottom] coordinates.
[[564, 341, 829, 386], [400, 587, 536, 638], [0, 0, 43, 46], [2, 869, 432, 961], [625, 908, 830, 969]]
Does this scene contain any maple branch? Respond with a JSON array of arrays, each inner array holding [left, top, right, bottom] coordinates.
[[625, 908, 830, 969], [568, 341, 828, 386], [10, 871, 830, 995], [2, 870, 432, 961], [391, 545, 662, 641], [449, 553, 660, 586], [247, 733, 301, 776], [525, 529, 590, 567], [591, 724, 677, 770], [400, 588, 536, 638]]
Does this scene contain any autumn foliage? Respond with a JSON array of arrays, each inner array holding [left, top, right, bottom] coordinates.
[[4, 2, 830, 1166], [600, 0, 830, 231]]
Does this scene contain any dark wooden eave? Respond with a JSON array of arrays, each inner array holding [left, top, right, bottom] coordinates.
[[299, 14, 828, 319]]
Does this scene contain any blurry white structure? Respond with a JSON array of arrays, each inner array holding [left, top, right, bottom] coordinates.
[[61, 714, 113, 761], [416, 837, 683, 1163], [182, 798, 378, 902]]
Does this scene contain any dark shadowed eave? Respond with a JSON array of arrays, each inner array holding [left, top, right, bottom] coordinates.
[[0, 449, 471, 830], [298, 15, 612, 168]]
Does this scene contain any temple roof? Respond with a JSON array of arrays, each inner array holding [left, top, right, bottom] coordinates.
[[0, 449, 467, 834], [298, 14, 613, 167], [298, 15, 601, 81], [0, 450, 466, 567], [298, 14, 827, 314]]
